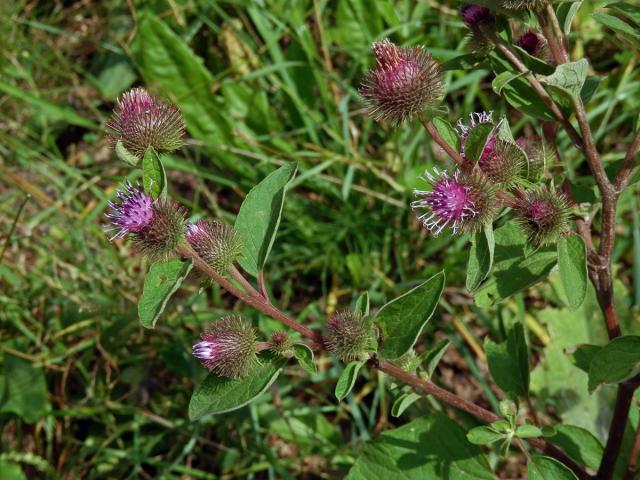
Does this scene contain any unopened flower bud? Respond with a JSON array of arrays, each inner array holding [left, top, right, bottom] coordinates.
[[106, 181, 186, 258], [460, 5, 495, 28], [324, 311, 376, 362], [516, 136, 550, 180], [268, 331, 293, 357], [514, 186, 571, 246], [107, 87, 185, 158], [516, 31, 550, 62], [477, 138, 525, 186], [186, 220, 243, 274], [192, 316, 258, 378], [412, 168, 496, 236], [359, 39, 444, 125]]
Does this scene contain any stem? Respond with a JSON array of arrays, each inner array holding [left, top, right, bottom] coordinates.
[[229, 265, 263, 299], [615, 130, 640, 193], [545, 3, 570, 61], [598, 382, 637, 479], [536, 11, 566, 65], [418, 114, 467, 168], [181, 246, 592, 480], [491, 37, 585, 152]]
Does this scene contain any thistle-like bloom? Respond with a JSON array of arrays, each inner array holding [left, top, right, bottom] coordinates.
[[106, 181, 154, 239], [412, 168, 496, 236], [106, 182, 186, 258], [268, 331, 293, 357], [186, 220, 243, 274], [460, 5, 495, 28], [192, 316, 258, 378], [359, 38, 444, 125], [516, 136, 550, 180], [106, 87, 185, 158], [516, 31, 550, 62], [477, 139, 525, 186], [514, 186, 571, 246], [499, 0, 548, 11], [324, 310, 376, 362]]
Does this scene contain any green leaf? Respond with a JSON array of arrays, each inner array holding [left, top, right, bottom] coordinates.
[[588, 335, 640, 391], [608, 2, 640, 25], [544, 59, 589, 99], [570, 344, 602, 373], [376, 272, 445, 359], [466, 224, 495, 292], [390, 392, 421, 417], [547, 424, 604, 471], [516, 424, 543, 438], [528, 455, 578, 480], [475, 221, 557, 307], [593, 12, 640, 48], [355, 291, 370, 317], [235, 162, 298, 277], [431, 117, 461, 153], [557, 1, 583, 34], [485, 323, 530, 396], [467, 426, 505, 445], [138, 258, 193, 329], [0, 461, 26, 480], [0, 350, 50, 422], [142, 148, 167, 199], [493, 71, 526, 95], [335, 360, 364, 401], [293, 344, 317, 375], [464, 123, 494, 165], [420, 338, 451, 378], [557, 235, 588, 310], [189, 355, 285, 419], [115, 140, 140, 166], [346, 414, 494, 480]]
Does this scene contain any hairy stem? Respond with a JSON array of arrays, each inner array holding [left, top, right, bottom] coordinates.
[[181, 245, 592, 479], [615, 130, 640, 193], [598, 383, 637, 479]]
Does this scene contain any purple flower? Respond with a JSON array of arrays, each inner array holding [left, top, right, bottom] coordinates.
[[359, 39, 444, 125], [106, 181, 154, 240], [106, 87, 185, 158], [460, 5, 494, 28], [412, 168, 496, 235], [192, 316, 258, 378], [516, 31, 550, 61], [514, 186, 571, 245]]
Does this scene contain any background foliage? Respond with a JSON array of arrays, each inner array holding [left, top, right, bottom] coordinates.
[[1, 0, 639, 478]]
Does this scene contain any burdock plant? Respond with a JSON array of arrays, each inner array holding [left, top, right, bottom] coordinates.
[[101, 2, 640, 477]]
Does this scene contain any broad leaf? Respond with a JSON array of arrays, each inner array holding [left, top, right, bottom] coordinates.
[[544, 59, 589, 99], [376, 272, 445, 359], [420, 338, 451, 378], [0, 349, 50, 422], [528, 455, 578, 480], [588, 336, 640, 392], [142, 148, 167, 199], [293, 344, 317, 374], [547, 424, 604, 471], [485, 323, 530, 396], [466, 224, 495, 292], [516, 424, 543, 438], [355, 291, 370, 317], [138, 258, 193, 328], [608, 2, 640, 25], [557, 235, 588, 310], [475, 221, 557, 307], [593, 12, 640, 48], [189, 355, 285, 419], [557, 1, 583, 34], [346, 414, 494, 479], [570, 344, 602, 374], [235, 162, 298, 277], [335, 360, 364, 401], [464, 123, 494, 165], [467, 426, 504, 445]]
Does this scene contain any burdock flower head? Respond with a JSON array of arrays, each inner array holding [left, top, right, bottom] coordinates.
[[359, 38, 444, 125], [186, 220, 243, 274], [460, 5, 496, 56], [477, 138, 525, 186], [106, 87, 185, 158], [514, 185, 571, 246], [516, 31, 550, 61], [412, 168, 496, 236], [324, 310, 376, 362], [192, 316, 258, 378], [106, 181, 185, 258], [268, 331, 294, 357], [516, 136, 550, 180], [499, 0, 548, 11]]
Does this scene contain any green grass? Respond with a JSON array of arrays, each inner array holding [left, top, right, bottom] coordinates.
[[1, 0, 640, 478]]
